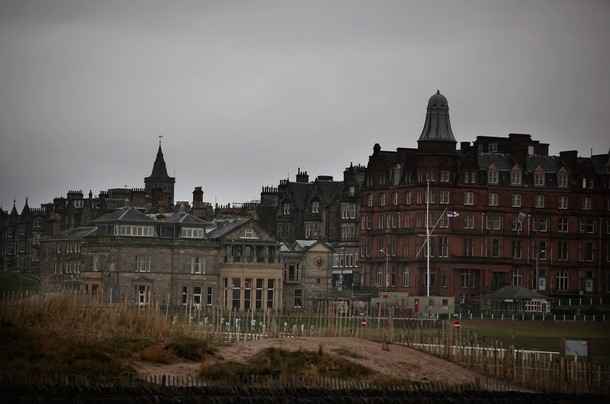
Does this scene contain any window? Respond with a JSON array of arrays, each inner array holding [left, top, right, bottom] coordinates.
[[528, 145, 534, 156], [393, 192, 399, 206], [583, 241, 594, 261], [488, 166, 498, 185], [486, 215, 502, 230], [191, 257, 204, 274], [406, 191, 412, 205], [192, 287, 202, 308], [511, 167, 522, 185], [255, 279, 263, 309], [464, 171, 477, 184], [558, 216, 568, 232], [489, 143, 498, 153], [440, 191, 450, 205], [512, 271, 523, 287], [582, 197, 592, 210], [464, 192, 474, 206], [115, 225, 154, 237], [136, 256, 151, 273], [558, 169, 568, 188], [294, 289, 303, 308], [282, 203, 291, 216], [559, 196, 568, 210], [207, 287, 213, 305], [367, 194, 373, 208], [136, 285, 151, 306], [311, 201, 320, 214], [305, 222, 321, 239], [491, 239, 501, 257], [464, 239, 473, 257], [512, 215, 523, 232], [534, 216, 548, 232], [181, 227, 204, 239], [380, 193, 386, 207], [438, 211, 448, 228], [439, 237, 448, 257], [231, 278, 241, 310], [376, 270, 384, 287], [267, 279, 275, 309], [244, 279, 252, 310], [393, 164, 401, 185], [535, 195, 545, 208], [416, 192, 423, 205], [440, 170, 450, 183], [512, 240, 521, 259], [288, 263, 300, 281], [537, 241, 547, 260], [488, 193, 499, 207], [579, 218, 595, 234], [557, 240, 568, 260], [402, 268, 410, 287], [556, 272, 568, 291], [460, 270, 475, 288], [464, 215, 475, 229], [512, 194, 521, 208], [534, 169, 545, 187]]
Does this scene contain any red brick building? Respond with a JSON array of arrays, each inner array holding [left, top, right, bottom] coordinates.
[[360, 91, 610, 304]]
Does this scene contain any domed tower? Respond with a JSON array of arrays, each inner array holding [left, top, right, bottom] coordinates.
[[417, 90, 457, 153]]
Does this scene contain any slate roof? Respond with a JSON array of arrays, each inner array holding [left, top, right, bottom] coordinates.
[[151, 211, 208, 225], [148, 144, 170, 178], [477, 154, 514, 171], [93, 207, 155, 223], [525, 156, 560, 172], [279, 180, 343, 210], [205, 218, 250, 239], [55, 226, 99, 240]]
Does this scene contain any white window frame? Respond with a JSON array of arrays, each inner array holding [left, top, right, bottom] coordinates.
[[511, 194, 522, 208], [464, 191, 474, 206]]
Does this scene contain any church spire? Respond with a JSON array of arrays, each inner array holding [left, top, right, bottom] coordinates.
[[150, 141, 169, 178]]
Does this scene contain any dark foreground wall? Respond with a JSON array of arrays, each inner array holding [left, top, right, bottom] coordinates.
[[0, 384, 607, 404]]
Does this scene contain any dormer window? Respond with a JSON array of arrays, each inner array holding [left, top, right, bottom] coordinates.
[[181, 227, 204, 239], [489, 143, 498, 153], [534, 167, 545, 187], [558, 168, 568, 188], [311, 201, 320, 214], [282, 203, 291, 216], [488, 165, 498, 185], [511, 166, 522, 186]]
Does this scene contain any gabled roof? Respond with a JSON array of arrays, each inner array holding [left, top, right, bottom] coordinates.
[[281, 239, 333, 253], [93, 207, 155, 224], [152, 211, 208, 225], [205, 218, 251, 239]]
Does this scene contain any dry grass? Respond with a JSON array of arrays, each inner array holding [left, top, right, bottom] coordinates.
[[0, 293, 217, 382]]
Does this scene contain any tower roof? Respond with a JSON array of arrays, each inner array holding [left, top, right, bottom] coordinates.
[[149, 143, 169, 178], [418, 90, 456, 143]]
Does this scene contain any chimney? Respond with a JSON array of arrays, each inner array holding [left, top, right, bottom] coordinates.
[[296, 168, 309, 183], [192, 186, 204, 208]]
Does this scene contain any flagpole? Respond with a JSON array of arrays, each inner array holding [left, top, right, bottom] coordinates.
[[426, 179, 430, 297]]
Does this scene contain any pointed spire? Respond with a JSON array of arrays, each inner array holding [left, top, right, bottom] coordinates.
[[21, 198, 30, 216], [10, 200, 18, 216], [150, 142, 169, 178]]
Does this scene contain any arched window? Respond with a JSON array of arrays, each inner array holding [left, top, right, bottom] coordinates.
[[282, 202, 291, 216], [511, 165, 522, 186], [311, 200, 320, 214], [534, 167, 545, 187], [488, 164, 498, 185], [558, 168, 568, 188]]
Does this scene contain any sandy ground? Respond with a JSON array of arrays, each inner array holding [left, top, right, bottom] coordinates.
[[217, 337, 484, 385], [134, 337, 493, 386]]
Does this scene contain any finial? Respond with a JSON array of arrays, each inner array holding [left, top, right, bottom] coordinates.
[[158, 135, 163, 147], [436, 89, 440, 95]]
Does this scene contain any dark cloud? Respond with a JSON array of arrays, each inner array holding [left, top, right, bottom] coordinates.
[[1, 0, 609, 208]]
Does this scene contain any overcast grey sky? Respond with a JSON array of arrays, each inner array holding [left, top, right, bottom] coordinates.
[[1, 0, 609, 210]]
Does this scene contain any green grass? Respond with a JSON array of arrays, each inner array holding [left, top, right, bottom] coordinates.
[[461, 320, 610, 363], [0, 272, 40, 294]]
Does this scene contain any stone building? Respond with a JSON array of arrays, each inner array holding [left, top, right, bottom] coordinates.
[[360, 90, 610, 305], [144, 143, 176, 209], [40, 207, 282, 311], [258, 164, 366, 289], [279, 240, 333, 311]]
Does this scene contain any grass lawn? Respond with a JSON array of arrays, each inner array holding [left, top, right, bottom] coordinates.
[[461, 320, 610, 363], [0, 272, 40, 294]]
